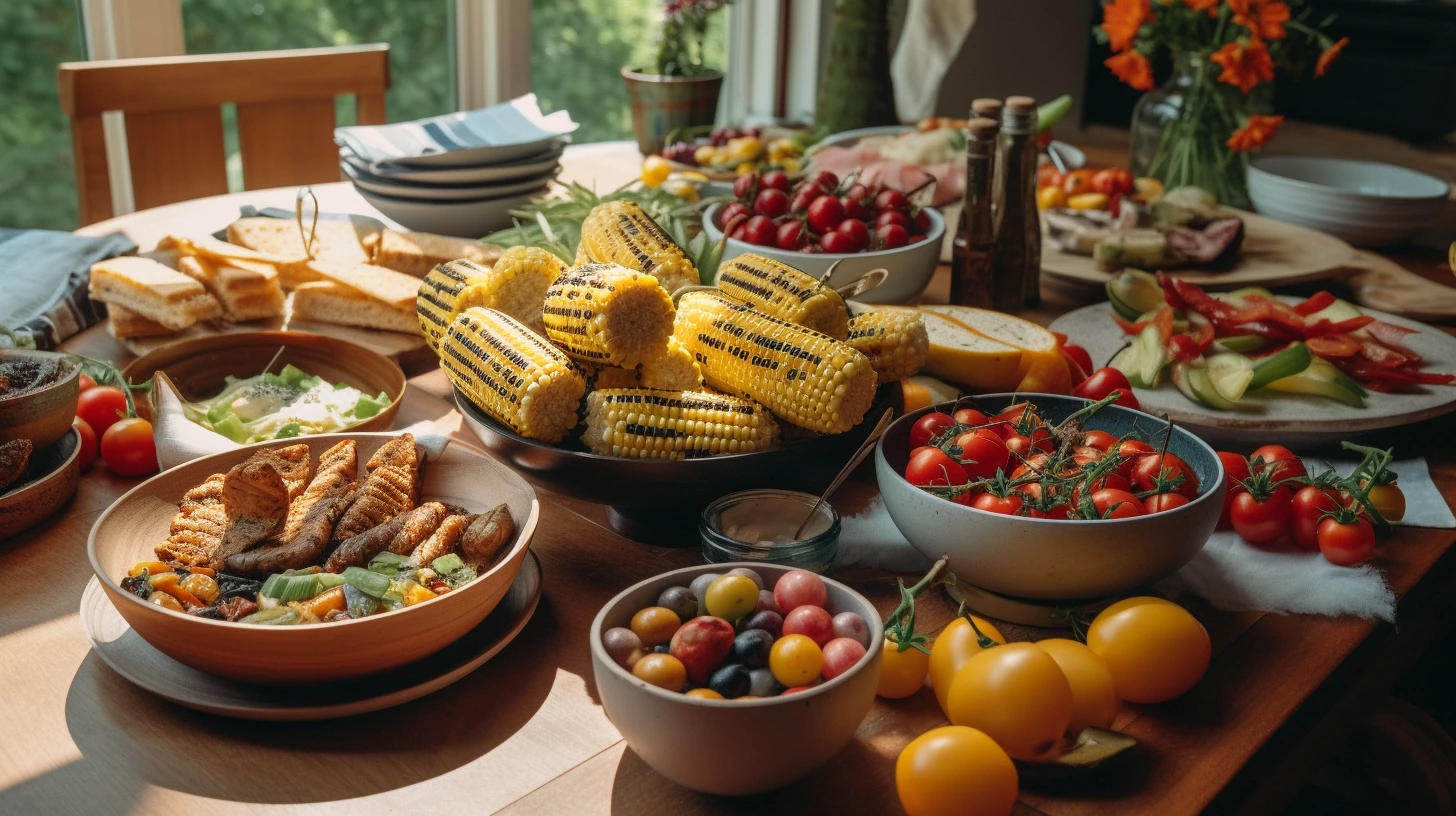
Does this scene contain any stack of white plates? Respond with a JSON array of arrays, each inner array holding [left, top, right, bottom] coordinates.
[[335, 95, 577, 237]]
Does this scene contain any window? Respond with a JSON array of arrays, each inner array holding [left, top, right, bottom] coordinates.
[[1, 0, 87, 230]]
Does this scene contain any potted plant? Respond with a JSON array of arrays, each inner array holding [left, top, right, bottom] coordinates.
[[623, 0, 733, 156]]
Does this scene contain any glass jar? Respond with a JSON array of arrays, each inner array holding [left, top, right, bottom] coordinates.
[[700, 489, 841, 573], [1129, 49, 1253, 208]]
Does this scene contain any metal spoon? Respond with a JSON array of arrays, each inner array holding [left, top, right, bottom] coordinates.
[[792, 407, 896, 540], [835, 268, 888, 300]]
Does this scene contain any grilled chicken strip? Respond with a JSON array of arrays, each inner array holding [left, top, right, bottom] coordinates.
[[226, 481, 357, 575], [278, 440, 356, 542], [409, 512, 475, 567], [156, 474, 229, 567], [332, 435, 419, 542], [325, 501, 446, 572]]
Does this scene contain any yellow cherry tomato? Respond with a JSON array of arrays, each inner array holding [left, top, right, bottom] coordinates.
[[770, 634, 823, 687], [1096, 595, 1176, 620], [896, 726, 1018, 816], [1066, 192, 1110, 211], [1362, 481, 1406, 523], [1036, 185, 1068, 211], [640, 155, 671, 188], [1087, 599, 1210, 703], [946, 643, 1074, 761], [629, 606, 682, 647], [685, 687, 724, 700], [662, 178, 700, 202], [1035, 638, 1119, 734], [704, 574, 759, 620], [877, 635, 931, 699], [632, 653, 687, 692], [928, 615, 1006, 715], [694, 144, 718, 166]]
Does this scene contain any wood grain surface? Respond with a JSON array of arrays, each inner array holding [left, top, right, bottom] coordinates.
[[2, 140, 1452, 816]]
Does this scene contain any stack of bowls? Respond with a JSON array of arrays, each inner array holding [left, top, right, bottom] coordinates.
[[340, 140, 565, 237], [1247, 156, 1451, 247]]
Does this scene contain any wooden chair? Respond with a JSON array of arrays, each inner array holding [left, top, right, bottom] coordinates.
[[58, 44, 390, 225]]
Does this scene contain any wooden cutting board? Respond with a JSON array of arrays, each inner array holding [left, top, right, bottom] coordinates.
[[1041, 209, 1358, 290]]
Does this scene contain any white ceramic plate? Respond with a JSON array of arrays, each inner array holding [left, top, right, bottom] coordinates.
[[80, 551, 541, 721], [355, 186, 548, 238], [1050, 299, 1456, 447], [341, 162, 560, 201], [340, 144, 565, 184]]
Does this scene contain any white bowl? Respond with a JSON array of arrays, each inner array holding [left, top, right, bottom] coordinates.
[[342, 161, 560, 202], [590, 562, 882, 795], [340, 144, 565, 185], [701, 203, 943, 304], [1247, 156, 1450, 247], [356, 185, 547, 238]]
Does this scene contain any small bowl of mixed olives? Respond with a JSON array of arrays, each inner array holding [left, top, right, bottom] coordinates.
[[589, 562, 883, 795]]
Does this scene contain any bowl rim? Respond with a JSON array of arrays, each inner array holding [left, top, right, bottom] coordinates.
[[121, 329, 407, 396], [86, 431, 541, 632], [590, 561, 883, 707], [0, 348, 82, 406], [1248, 156, 1450, 201], [357, 184, 551, 207], [702, 202, 945, 260], [342, 161, 562, 193], [0, 426, 80, 502], [876, 394, 1225, 525]]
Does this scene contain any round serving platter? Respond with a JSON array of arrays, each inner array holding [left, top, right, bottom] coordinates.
[[1050, 300, 1456, 448], [80, 551, 542, 721]]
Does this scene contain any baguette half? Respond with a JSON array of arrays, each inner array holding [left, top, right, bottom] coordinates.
[[89, 256, 221, 331], [291, 282, 420, 335]]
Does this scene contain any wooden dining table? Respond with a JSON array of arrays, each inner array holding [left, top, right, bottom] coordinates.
[[2, 139, 1454, 816]]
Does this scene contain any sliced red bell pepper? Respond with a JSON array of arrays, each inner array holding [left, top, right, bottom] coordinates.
[[1364, 322, 1422, 363], [1331, 356, 1456, 387], [1166, 334, 1204, 363], [1112, 313, 1145, 335], [1233, 320, 1303, 343], [1358, 337, 1410, 369], [1306, 333, 1362, 358], [1302, 315, 1375, 338], [1292, 291, 1336, 316]]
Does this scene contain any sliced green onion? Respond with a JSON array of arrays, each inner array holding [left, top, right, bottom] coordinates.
[[342, 566, 391, 598], [260, 572, 344, 601], [368, 551, 412, 575], [238, 607, 302, 625], [431, 553, 466, 576]]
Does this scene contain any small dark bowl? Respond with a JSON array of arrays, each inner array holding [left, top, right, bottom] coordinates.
[[456, 383, 902, 542], [0, 350, 81, 450], [876, 394, 1223, 600]]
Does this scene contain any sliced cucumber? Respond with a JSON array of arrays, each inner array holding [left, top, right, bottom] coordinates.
[[1109, 324, 1168, 388], [1247, 342, 1313, 391], [1306, 298, 1364, 324], [1205, 353, 1255, 401], [1263, 357, 1367, 407], [1172, 362, 1239, 410], [1212, 334, 1266, 353], [1106, 269, 1165, 318]]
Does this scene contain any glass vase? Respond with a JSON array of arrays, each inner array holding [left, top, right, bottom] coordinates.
[[1129, 49, 1251, 209]]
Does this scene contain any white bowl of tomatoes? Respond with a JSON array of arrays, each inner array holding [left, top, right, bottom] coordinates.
[[875, 394, 1224, 601], [701, 169, 944, 305]]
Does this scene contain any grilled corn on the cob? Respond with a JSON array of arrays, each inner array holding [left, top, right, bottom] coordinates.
[[416, 248, 565, 350], [543, 263, 675, 368], [441, 307, 585, 443], [582, 388, 779, 459], [715, 254, 850, 340], [586, 337, 703, 391], [846, 310, 929, 382], [673, 291, 878, 434], [578, 201, 700, 295]]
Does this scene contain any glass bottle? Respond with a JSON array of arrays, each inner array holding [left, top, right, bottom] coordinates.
[[971, 98, 1003, 219], [949, 117, 1000, 309], [994, 95, 1041, 310]]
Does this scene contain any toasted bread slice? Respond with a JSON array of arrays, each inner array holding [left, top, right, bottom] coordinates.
[[139, 248, 181, 269], [227, 217, 379, 264], [176, 255, 285, 322], [106, 304, 177, 339], [89, 256, 221, 331], [373, 229, 504, 277], [291, 282, 420, 335], [303, 261, 419, 311]]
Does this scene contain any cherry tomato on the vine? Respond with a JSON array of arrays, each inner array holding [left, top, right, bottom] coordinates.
[[906, 447, 968, 487], [1230, 487, 1293, 544], [910, 412, 955, 448], [1318, 515, 1376, 566], [1216, 451, 1251, 528], [77, 386, 129, 437], [100, 417, 157, 477], [1250, 444, 1306, 481], [1290, 485, 1343, 551]]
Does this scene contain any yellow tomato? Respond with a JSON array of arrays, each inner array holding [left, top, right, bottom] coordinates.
[[640, 155, 672, 188], [1035, 638, 1119, 734], [694, 144, 718, 166], [632, 653, 687, 692], [1133, 176, 1165, 203], [896, 726, 1018, 816], [779, 156, 802, 175], [661, 179, 700, 201], [877, 636, 931, 699], [685, 687, 723, 700], [629, 606, 681, 647], [1097, 595, 1176, 619], [1066, 192, 1110, 211], [769, 634, 823, 687], [928, 615, 1006, 715], [1087, 600, 1210, 703], [1036, 186, 1068, 211], [946, 643, 1074, 761], [1362, 481, 1406, 523]]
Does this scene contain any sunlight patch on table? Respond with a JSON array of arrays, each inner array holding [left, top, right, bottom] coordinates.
[[0, 614, 86, 790]]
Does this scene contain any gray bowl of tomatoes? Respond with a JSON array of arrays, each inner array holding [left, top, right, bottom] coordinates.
[[875, 393, 1224, 601]]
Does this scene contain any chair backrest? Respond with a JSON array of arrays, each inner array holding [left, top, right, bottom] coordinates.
[[58, 44, 390, 225]]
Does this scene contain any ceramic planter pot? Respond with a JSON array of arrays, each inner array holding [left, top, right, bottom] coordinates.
[[621, 68, 723, 156]]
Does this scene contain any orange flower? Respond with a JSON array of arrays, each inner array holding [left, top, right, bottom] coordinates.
[[1229, 0, 1289, 40], [1316, 36, 1349, 77], [1210, 40, 1275, 93], [1185, 0, 1219, 15], [1102, 0, 1152, 53], [1105, 50, 1154, 91], [1227, 115, 1284, 151]]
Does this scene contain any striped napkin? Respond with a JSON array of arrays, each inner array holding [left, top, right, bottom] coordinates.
[[0, 228, 135, 349]]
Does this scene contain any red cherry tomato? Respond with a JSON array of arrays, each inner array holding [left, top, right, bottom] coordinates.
[[1083, 430, 1119, 452], [906, 447, 968, 487], [1216, 451, 1251, 528], [876, 223, 909, 249], [1072, 368, 1140, 410], [78, 373, 97, 392], [1062, 344, 1094, 380], [874, 189, 909, 212], [1318, 515, 1375, 566], [743, 215, 778, 246], [875, 210, 909, 230], [1144, 493, 1190, 514], [820, 230, 857, 254], [971, 492, 1024, 516], [1091, 167, 1136, 196], [1132, 451, 1200, 499], [733, 174, 756, 200], [806, 196, 846, 234], [1092, 489, 1146, 519], [99, 417, 157, 477], [753, 188, 789, 218], [1231, 487, 1293, 544], [1291, 485, 1343, 551], [836, 218, 871, 251], [952, 407, 988, 426], [76, 386, 129, 437], [951, 428, 1009, 480], [759, 169, 790, 192], [910, 209, 932, 235], [841, 195, 872, 221], [776, 220, 808, 251], [1250, 444, 1306, 482], [719, 201, 751, 230], [909, 412, 955, 448], [72, 417, 98, 469]]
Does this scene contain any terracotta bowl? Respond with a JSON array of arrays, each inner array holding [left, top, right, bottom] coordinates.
[[0, 427, 81, 540], [875, 394, 1224, 601], [87, 432, 539, 685], [590, 563, 883, 795], [0, 350, 81, 449], [121, 331, 405, 432]]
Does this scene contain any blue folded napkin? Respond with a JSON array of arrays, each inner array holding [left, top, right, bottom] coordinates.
[[0, 228, 135, 349]]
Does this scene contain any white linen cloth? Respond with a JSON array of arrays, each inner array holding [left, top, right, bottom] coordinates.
[[890, 0, 979, 122], [837, 457, 1452, 622]]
